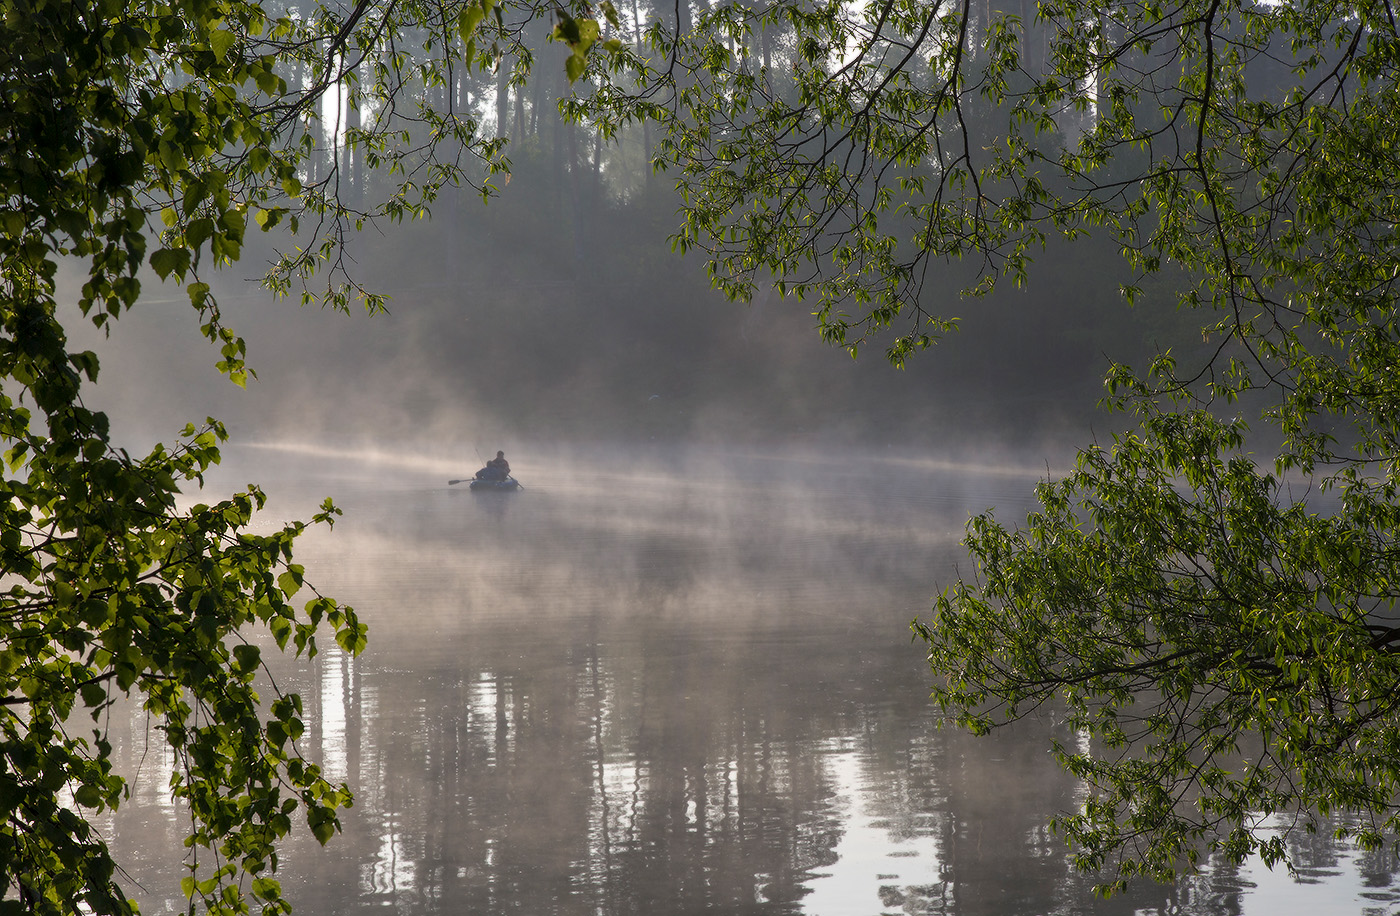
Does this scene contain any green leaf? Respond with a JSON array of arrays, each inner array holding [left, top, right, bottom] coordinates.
[[232, 643, 261, 673], [309, 811, 337, 846], [251, 877, 281, 901], [458, 4, 485, 43], [79, 682, 107, 709], [149, 247, 190, 280], [73, 785, 104, 808], [565, 52, 586, 82], [209, 28, 236, 61], [186, 217, 214, 251], [277, 567, 303, 598], [187, 281, 211, 308], [553, 11, 581, 45], [254, 66, 280, 95]]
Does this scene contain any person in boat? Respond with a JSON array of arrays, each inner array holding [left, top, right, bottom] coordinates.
[[477, 450, 511, 481]]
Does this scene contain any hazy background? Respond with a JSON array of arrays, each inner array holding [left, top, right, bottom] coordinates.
[[61, 141, 1200, 474]]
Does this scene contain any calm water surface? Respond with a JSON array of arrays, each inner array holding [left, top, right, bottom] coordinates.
[[104, 446, 1400, 915]]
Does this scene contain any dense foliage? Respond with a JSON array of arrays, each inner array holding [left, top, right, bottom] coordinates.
[[569, 0, 1400, 893], [0, 0, 611, 911]]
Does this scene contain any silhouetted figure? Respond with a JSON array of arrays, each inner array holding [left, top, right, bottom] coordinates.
[[477, 450, 511, 481]]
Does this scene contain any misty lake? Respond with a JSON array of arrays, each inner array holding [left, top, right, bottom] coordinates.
[[100, 444, 1400, 915]]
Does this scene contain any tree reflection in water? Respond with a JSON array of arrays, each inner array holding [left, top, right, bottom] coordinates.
[[99, 449, 1400, 915]]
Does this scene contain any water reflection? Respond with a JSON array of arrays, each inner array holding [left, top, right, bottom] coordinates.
[[103, 447, 1400, 915]]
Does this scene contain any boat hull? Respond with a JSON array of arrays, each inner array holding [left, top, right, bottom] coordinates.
[[469, 477, 520, 492]]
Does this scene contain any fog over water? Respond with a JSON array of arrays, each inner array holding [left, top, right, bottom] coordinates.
[[62, 180, 1397, 913], [85, 444, 1400, 916]]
